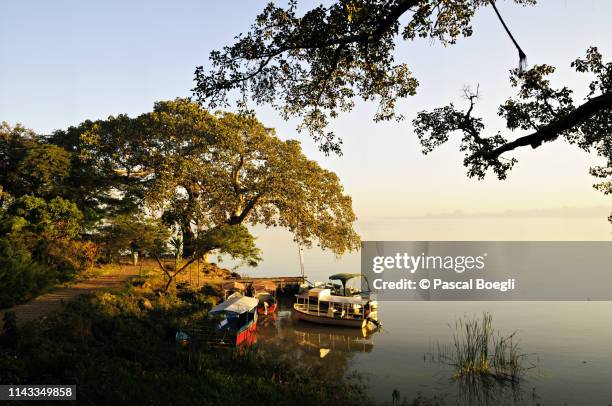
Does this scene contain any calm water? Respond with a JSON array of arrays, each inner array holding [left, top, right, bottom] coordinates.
[[256, 300, 612, 405], [240, 217, 612, 404]]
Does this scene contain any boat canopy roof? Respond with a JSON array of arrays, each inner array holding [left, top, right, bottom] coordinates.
[[252, 281, 276, 292], [297, 289, 370, 305], [322, 295, 369, 305], [328, 273, 362, 283], [307, 288, 331, 297], [210, 295, 258, 315], [222, 281, 246, 291]]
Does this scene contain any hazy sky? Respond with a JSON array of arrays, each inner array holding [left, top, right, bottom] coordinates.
[[1, 1, 611, 264]]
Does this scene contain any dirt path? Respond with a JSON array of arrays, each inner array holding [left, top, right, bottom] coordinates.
[[1, 265, 140, 328]]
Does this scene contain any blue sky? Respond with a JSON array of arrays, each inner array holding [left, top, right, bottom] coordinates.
[[1, 0, 611, 222]]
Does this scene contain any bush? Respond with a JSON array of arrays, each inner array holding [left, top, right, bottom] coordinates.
[[0, 195, 101, 308], [0, 286, 373, 405], [0, 241, 60, 308]]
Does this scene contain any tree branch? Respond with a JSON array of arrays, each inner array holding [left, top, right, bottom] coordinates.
[[474, 92, 612, 160], [152, 252, 171, 279], [214, 0, 419, 89]]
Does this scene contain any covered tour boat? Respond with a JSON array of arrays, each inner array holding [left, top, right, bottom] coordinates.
[[206, 294, 259, 346], [293, 288, 379, 329], [177, 294, 258, 348]]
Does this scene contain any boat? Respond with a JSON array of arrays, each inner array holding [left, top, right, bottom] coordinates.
[[293, 288, 380, 329], [176, 294, 259, 348], [252, 281, 278, 316], [255, 292, 277, 315], [304, 274, 378, 308]]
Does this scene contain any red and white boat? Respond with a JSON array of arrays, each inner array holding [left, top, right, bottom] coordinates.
[[252, 281, 278, 316]]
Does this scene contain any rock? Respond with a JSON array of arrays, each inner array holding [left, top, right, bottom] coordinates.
[[200, 262, 234, 279], [139, 298, 153, 310]]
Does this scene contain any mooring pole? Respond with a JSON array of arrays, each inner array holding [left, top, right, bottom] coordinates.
[[298, 244, 305, 283]]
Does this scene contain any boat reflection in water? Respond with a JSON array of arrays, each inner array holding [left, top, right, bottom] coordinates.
[[293, 322, 375, 357], [257, 302, 378, 360]]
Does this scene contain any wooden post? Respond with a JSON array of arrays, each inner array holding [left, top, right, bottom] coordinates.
[[197, 256, 200, 288]]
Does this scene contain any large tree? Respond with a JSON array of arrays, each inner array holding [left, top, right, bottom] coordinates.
[[78, 99, 360, 287], [192, 0, 535, 154]]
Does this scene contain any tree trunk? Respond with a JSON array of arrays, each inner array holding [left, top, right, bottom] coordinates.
[[181, 223, 196, 258], [164, 274, 175, 291], [181, 184, 199, 257]]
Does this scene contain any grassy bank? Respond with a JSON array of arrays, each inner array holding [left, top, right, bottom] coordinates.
[[0, 278, 372, 406]]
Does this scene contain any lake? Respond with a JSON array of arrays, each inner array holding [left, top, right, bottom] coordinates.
[[255, 300, 612, 405], [244, 216, 612, 404]]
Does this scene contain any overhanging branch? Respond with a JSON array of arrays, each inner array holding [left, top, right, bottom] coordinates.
[[474, 92, 612, 161]]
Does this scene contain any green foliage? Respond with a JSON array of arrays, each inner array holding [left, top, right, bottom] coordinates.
[[79, 99, 360, 260], [193, 0, 535, 154], [414, 47, 612, 180], [99, 214, 171, 260], [2, 101, 359, 297], [0, 240, 59, 308], [50, 120, 142, 226], [0, 196, 97, 307], [0, 122, 71, 199], [3, 195, 83, 241], [432, 312, 529, 382], [0, 286, 372, 405], [196, 225, 261, 266]]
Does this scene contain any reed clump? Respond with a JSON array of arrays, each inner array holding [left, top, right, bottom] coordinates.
[[436, 312, 530, 382]]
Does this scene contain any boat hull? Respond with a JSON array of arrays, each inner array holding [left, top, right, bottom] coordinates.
[[235, 314, 258, 346], [293, 304, 369, 329]]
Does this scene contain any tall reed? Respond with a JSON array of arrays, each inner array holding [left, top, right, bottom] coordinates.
[[440, 312, 528, 382]]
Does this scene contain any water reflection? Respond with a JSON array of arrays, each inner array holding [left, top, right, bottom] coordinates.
[[454, 375, 530, 406], [253, 301, 378, 386], [257, 305, 378, 357]]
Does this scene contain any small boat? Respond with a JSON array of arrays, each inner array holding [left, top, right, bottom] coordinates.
[[208, 294, 259, 346], [252, 281, 278, 316], [293, 288, 380, 329], [255, 292, 278, 315]]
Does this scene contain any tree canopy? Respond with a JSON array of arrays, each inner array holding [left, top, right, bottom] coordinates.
[[70, 99, 360, 286], [193, 0, 536, 154], [0, 122, 71, 200]]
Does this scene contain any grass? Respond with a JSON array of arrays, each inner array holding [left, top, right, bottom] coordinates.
[[431, 312, 532, 383]]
